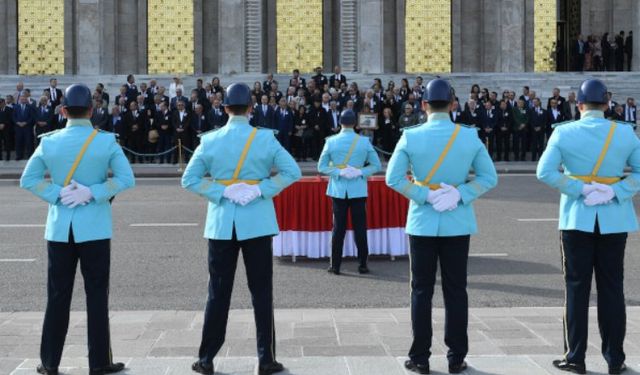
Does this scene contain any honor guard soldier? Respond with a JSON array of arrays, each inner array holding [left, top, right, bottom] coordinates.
[[182, 82, 301, 375], [386, 79, 498, 374], [537, 79, 640, 375], [317, 109, 381, 274], [20, 84, 135, 375]]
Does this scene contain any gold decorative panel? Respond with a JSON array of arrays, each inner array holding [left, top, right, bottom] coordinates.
[[148, 0, 194, 74], [534, 0, 557, 72], [276, 0, 323, 74], [405, 0, 452, 73], [18, 0, 65, 75]]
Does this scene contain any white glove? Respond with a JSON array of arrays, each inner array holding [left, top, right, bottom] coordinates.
[[581, 183, 598, 198], [431, 183, 461, 212], [60, 180, 93, 208], [237, 185, 262, 206], [347, 165, 363, 179], [223, 183, 249, 204], [426, 188, 446, 205], [339, 168, 352, 178], [584, 183, 615, 206]]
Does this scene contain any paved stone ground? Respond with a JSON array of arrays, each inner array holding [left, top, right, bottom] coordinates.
[[2, 308, 640, 375]]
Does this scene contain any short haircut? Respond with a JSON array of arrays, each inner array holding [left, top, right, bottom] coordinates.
[[65, 106, 91, 118], [428, 101, 450, 111], [226, 105, 249, 115]]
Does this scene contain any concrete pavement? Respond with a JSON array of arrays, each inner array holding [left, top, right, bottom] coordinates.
[[2, 308, 640, 374]]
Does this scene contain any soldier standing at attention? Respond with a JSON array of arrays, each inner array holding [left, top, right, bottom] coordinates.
[[537, 79, 639, 375], [182, 83, 301, 375], [318, 109, 382, 275], [20, 84, 135, 375], [386, 79, 497, 374]]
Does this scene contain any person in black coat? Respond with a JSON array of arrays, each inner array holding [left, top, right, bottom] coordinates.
[[190, 105, 209, 148], [479, 101, 497, 158], [34, 96, 54, 144], [90, 98, 109, 130], [309, 97, 329, 160], [153, 102, 173, 164], [123, 101, 147, 164], [312, 67, 328, 92], [273, 98, 294, 151], [253, 95, 275, 129], [207, 97, 228, 130], [615, 31, 625, 71], [547, 98, 565, 140], [12, 95, 36, 160], [528, 98, 547, 161], [329, 65, 347, 88], [44, 78, 63, 108], [495, 100, 512, 162], [0, 98, 14, 161], [625, 31, 633, 71], [125, 74, 138, 104], [171, 100, 192, 163], [461, 99, 481, 134]]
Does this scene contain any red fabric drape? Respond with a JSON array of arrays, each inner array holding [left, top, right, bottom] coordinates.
[[274, 176, 409, 231]]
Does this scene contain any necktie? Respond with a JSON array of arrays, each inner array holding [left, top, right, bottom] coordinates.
[[51, 89, 55, 101]]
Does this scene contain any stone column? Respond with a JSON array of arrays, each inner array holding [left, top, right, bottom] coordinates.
[[524, 0, 534, 71], [75, 0, 101, 74], [459, 0, 482, 72], [115, 0, 139, 74], [339, 0, 357, 72], [396, 0, 406, 73], [322, 0, 335, 71], [0, 0, 17, 74], [193, 0, 203, 74], [202, 0, 219, 74], [499, 0, 525, 72], [451, 0, 462, 72], [136, 0, 147, 74], [357, 0, 384, 73], [100, 0, 117, 74], [218, 0, 245, 74], [64, 0, 75, 74]]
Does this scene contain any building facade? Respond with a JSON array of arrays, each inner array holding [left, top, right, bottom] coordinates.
[[0, 0, 638, 75]]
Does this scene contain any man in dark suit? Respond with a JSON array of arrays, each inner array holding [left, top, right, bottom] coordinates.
[[547, 98, 565, 140], [171, 88, 189, 111], [529, 98, 547, 161], [90, 99, 109, 130], [605, 92, 618, 119], [479, 100, 497, 157], [615, 31, 625, 71], [254, 95, 275, 129], [327, 100, 341, 134], [52, 106, 67, 130], [114, 85, 128, 110], [125, 74, 138, 104], [195, 79, 208, 103], [289, 69, 306, 89], [329, 65, 347, 88], [573, 34, 586, 71], [263, 73, 275, 93], [190, 105, 209, 148], [12, 95, 35, 160], [623, 97, 637, 127], [268, 81, 284, 104], [495, 100, 512, 161], [563, 92, 580, 121], [154, 102, 173, 164], [449, 100, 463, 122], [546, 88, 566, 110], [312, 67, 328, 91], [207, 97, 228, 130], [625, 31, 633, 71], [172, 100, 191, 163], [0, 97, 14, 161], [106, 106, 124, 136], [309, 97, 329, 160], [461, 99, 481, 132], [123, 101, 147, 164], [45, 78, 63, 108], [34, 96, 53, 143], [188, 89, 209, 113], [273, 98, 294, 151]]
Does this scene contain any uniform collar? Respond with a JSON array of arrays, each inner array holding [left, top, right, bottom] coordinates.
[[340, 127, 355, 133], [66, 119, 93, 128], [227, 115, 251, 127], [581, 110, 605, 119], [427, 113, 452, 122]]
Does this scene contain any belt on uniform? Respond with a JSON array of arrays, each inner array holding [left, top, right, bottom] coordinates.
[[568, 175, 621, 185], [413, 181, 456, 190], [215, 179, 261, 186]]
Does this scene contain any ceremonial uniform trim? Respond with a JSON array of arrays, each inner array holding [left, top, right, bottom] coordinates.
[[197, 128, 221, 138], [37, 129, 62, 139]]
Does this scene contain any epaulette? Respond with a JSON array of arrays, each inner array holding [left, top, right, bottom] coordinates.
[[37, 129, 62, 139], [325, 133, 339, 140], [551, 120, 576, 129], [197, 127, 222, 138], [456, 123, 475, 129], [257, 126, 279, 135]]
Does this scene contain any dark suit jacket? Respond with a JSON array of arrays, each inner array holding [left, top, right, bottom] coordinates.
[[479, 108, 497, 130], [327, 109, 341, 131], [106, 115, 125, 139], [207, 107, 228, 129], [153, 110, 174, 136], [52, 113, 67, 130], [289, 77, 306, 89], [461, 109, 480, 128], [0, 106, 14, 146], [44, 88, 63, 108], [273, 107, 294, 137], [170, 96, 189, 111], [125, 83, 139, 104], [312, 74, 328, 89], [171, 111, 192, 143], [12, 103, 35, 126], [329, 74, 347, 88], [449, 110, 463, 123], [547, 107, 565, 131], [496, 108, 513, 132], [546, 96, 566, 110], [308, 107, 329, 137], [190, 112, 209, 137], [90, 107, 109, 130], [123, 110, 148, 142], [254, 104, 275, 129], [562, 101, 580, 120], [529, 108, 548, 132]]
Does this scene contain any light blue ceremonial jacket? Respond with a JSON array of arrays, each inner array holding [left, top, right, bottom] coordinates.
[[317, 128, 382, 199], [385, 113, 498, 236], [20, 119, 135, 243], [181, 115, 302, 240], [536, 110, 640, 234]]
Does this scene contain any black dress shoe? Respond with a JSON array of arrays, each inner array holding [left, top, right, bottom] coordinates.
[[449, 361, 467, 374], [90, 362, 125, 375], [358, 265, 370, 274], [609, 363, 627, 374], [191, 361, 214, 375], [404, 360, 430, 374], [327, 267, 340, 275], [552, 359, 586, 374], [36, 364, 58, 375], [259, 361, 284, 375]]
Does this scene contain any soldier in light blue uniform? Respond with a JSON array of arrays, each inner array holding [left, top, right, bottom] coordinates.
[[182, 83, 301, 375], [386, 79, 497, 375], [318, 109, 382, 275], [537, 79, 639, 375], [20, 84, 134, 375]]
